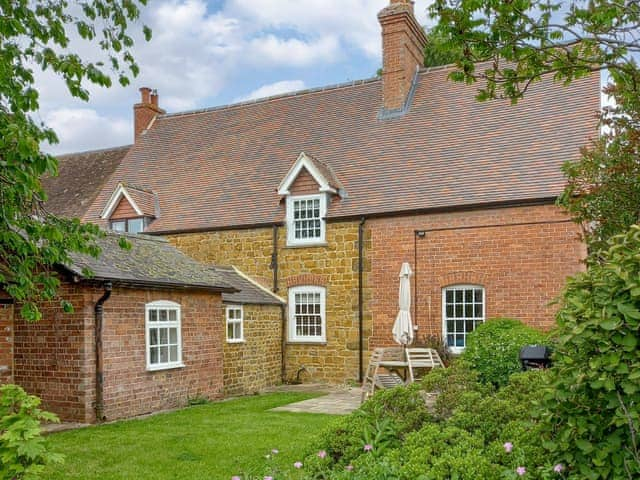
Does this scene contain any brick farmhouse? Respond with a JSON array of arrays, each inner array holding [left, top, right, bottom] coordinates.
[[1, 0, 599, 420]]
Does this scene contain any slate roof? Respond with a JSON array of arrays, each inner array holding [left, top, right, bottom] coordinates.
[[82, 65, 600, 234], [215, 266, 284, 305], [62, 233, 236, 293], [44, 145, 131, 219]]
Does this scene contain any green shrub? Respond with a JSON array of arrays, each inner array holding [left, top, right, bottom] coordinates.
[[541, 225, 640, 479], [0, 384, 63, 479], [462, 318, 547, 387], [420, 359, 490, 419]]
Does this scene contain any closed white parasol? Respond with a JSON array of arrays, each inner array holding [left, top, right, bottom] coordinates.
[[392, 262, 414, 345]]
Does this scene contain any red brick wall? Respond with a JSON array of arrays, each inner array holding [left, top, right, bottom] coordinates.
[[14, 284, 94, 422], [14, 284, 224, 423], [368, 204, 585, 348], [0, 303, 14, 384], [101, 288, 224, 421]]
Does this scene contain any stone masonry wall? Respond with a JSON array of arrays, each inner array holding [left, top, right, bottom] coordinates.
[[168, 220, 370, 385], [368, 204, 586, 349], [101, 288, 224, 421], [223, 304, 282, 396], [14, 283, 94, 423], [0, 303, 14, 385]]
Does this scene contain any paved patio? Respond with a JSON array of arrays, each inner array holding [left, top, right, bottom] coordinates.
[[266, 384, 362, 415]]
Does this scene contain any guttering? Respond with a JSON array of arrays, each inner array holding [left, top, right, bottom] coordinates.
[[271, 225, 279, 293], [94, 281, 112, 422], [280, 304, 286, 383], [142, 198, 558, 237], [358, 217, 366, 382]]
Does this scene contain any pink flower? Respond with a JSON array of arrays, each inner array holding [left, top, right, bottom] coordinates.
[[553, 464, 564, 473], [516, 466, 526, 476], [271, 449, 279, 454], [503, 442, 514, 453], [294, 461, 303, 469], [317, 450, 327, 459], [232, 477, 241, 480], [345, 465, 354, 471], [264, 477, 273, 480], [363, 444, 373, 452]]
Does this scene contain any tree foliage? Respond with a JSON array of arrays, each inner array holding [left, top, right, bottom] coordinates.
[[559, 71, 640, 255], [0, 0, 150, 320], [0, 384, 62, 479], [423, 26, 467, 68], [430, 0, 640, 102], [543, 225, 640, 479]]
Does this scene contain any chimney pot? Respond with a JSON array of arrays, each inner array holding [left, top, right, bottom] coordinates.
[[139, 87, 151, 104], [134, 87, 164, 142], [150, 90, 159, 107]]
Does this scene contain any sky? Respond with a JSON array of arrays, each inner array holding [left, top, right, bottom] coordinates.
[[39, 0, 432, 155]]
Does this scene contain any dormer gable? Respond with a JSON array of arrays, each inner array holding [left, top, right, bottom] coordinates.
[[100, 183, 159, 234], [277, 152, 343, 197]]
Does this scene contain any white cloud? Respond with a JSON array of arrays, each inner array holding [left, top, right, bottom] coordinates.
[[34, 0, 434, 153], [42, 109, 131, 155], [234, 80, 306, 102]]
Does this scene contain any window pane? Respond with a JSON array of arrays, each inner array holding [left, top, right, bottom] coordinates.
[[150, 347, 158, 364], [475, 289, 483, 302], [465, 290, 473, 302], [456, 335, 465, 347], [446, 320, 454, 333], [169, 345, 178, 362], [234, 323, 242, 339], [111, 220, 126, 232], [466, 320, 475, 333], [128, 218, 145, 234], [227, 323, 234, 339], [455, 290, 463, 302], [474, 304, 483, 317], [169, 328, 177, 344], [149, 310, 158, 322], [465, 304, 474, 317], [160, 328, 168, 344], [159, 346, 168, 363], [159, 310, 167, 322], [168, 310, 177, 322], [455, 304, 463, 317], [446, 305, 454, 317], [446, 290, 454, 303], [447, 334, 455, 346], [150, 328, 158, 346]]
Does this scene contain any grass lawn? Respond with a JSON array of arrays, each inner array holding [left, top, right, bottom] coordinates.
[[42, 392, 336, 480]]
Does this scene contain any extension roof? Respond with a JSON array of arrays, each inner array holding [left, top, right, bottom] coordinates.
[[214, 266, 284, 305], [62, 233, 236, 293], [44, 145, 131, 219], [82, 65, 600, 234]]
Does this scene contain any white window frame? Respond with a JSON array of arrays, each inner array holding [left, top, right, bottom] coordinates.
[[288, 286, 326, 343], [286, 194, 326, 247], [226, 305, 244, 343], [145, 300, 184, 371], [442, 285, 485, 354]]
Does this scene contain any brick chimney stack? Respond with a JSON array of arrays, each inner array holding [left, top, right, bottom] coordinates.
[[378, 0, 428, 113], [134, 87, 165, 142]]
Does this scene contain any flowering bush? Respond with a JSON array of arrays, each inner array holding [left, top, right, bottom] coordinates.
[[462, 318, 547, 387]]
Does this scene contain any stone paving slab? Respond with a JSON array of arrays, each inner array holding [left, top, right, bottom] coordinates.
[[270, 386, 362, 415]]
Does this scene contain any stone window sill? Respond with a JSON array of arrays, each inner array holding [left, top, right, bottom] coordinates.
[[146, 363, 185, 372], [286, 341, 327, 346]]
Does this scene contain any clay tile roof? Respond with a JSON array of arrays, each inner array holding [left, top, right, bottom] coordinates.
[[44, 145, 131, 219], [214, 266, 284, 305], [82, 66, 600, 234], [305, 153, 344, 193], [124, 185, 159, 217], [63, 233, 236, 293]]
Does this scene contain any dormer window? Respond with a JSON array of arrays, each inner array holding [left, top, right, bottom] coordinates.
[[287, 194, 326, 246], [100, 183, 159, 235], [110, 217, 148, 234], [277, 153, 343, 248]]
